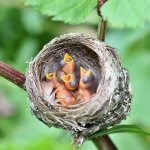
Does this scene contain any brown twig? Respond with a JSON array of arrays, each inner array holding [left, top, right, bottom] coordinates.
[[98, 18, 107, 41], [97, 0, 108, 17], [0, 61, 25, 89], [97, 0, 107, 41], [93, 136, 117, 150]]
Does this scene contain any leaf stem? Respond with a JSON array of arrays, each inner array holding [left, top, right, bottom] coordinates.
[[0, 61, 25, 89]]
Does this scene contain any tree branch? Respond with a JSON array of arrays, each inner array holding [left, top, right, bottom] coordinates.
[[93, 136, 117, 150], [98, 18, 107, 41], [0, 61, 25, 89], [97, 0, 107, 41]]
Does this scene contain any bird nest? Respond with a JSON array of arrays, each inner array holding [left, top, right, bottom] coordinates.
[[25, 33, 131, 144]]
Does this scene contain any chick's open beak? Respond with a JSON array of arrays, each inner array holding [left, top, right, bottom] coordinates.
[[45, 72, 58, 88], [45, 72, 55, 80], [61, 74, 78, 90], [61, 53, 75, 74], [80, 67, 93, 79], [79, 67, 93, 88], [64, 53, 73, 63]]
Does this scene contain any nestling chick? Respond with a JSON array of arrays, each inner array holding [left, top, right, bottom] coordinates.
[[45, 72, 58, 88], [41, 81, 53, 97], [77, 88, 92, 101], [55, 83, 76, 106], [45, 71, 76, 106], [41, 81, 56, 105], [60, 53, 75, 74], [77, 67, 94, 101], [45, 72, 63, 88], [56, 70, 65, 83], [79, 67, 93, 89], [61, 74, 78, 90]]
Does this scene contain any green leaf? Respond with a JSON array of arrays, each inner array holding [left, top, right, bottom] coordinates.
[[102, 0, 150, 28], [23, 0, 97, 24], [23, 0, 150, 27], [89, 125, 150, 139]]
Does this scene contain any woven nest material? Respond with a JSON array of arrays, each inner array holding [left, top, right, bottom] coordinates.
[[25, 33, 132, 144]]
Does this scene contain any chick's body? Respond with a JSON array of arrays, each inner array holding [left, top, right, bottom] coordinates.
[[78, 67, 94, 101], [45, 71, 76, 106], [77, 88, 91, 101], [55, 83, 76, 106], [44, 54, 95, 105], [61, 74, 78, 90]]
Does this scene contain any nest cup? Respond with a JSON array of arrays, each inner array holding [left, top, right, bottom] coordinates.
[[25, 33, 132, 144]]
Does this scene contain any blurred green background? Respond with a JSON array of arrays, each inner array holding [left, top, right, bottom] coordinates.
[[0, 0, 150, 150]]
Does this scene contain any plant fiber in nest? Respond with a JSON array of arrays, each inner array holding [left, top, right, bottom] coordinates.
[[25, 33, 131, 144]]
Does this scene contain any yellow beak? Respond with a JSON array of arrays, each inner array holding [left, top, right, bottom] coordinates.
[[45, 72, 56, 80], [79, 67, 93, 88], [45, 72, 59, 88], [61, 53, 75, 74], [64, 53, 74, 63], [80, 67, 92, 77], [61, 74, 77, 90]]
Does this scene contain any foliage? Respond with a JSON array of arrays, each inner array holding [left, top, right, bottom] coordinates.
[[23, 0, 97, 24], [89, 125, 150, 139], [23, 0, 150, 27], [102, 0, 150, 28]]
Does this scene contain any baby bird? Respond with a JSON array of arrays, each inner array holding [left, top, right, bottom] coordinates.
[[55, 84, 76, 106], [56, 70, 66, 83], [61, 74, 78, 90], [45, 72, 58, 88], [79, 67, 93, 89], [45, 72, 76, 106], [41, 81, 56, 105], [77, 67, 94, 101], [60, 53, 75, 74], [77, 87, 92, 101], [41, 81, 53, 98]]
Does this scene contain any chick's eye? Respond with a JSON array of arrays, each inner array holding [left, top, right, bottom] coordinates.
[[83, 76, 90, 83], [60, 60, 65, 66], [70, 80, 77, 87]]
